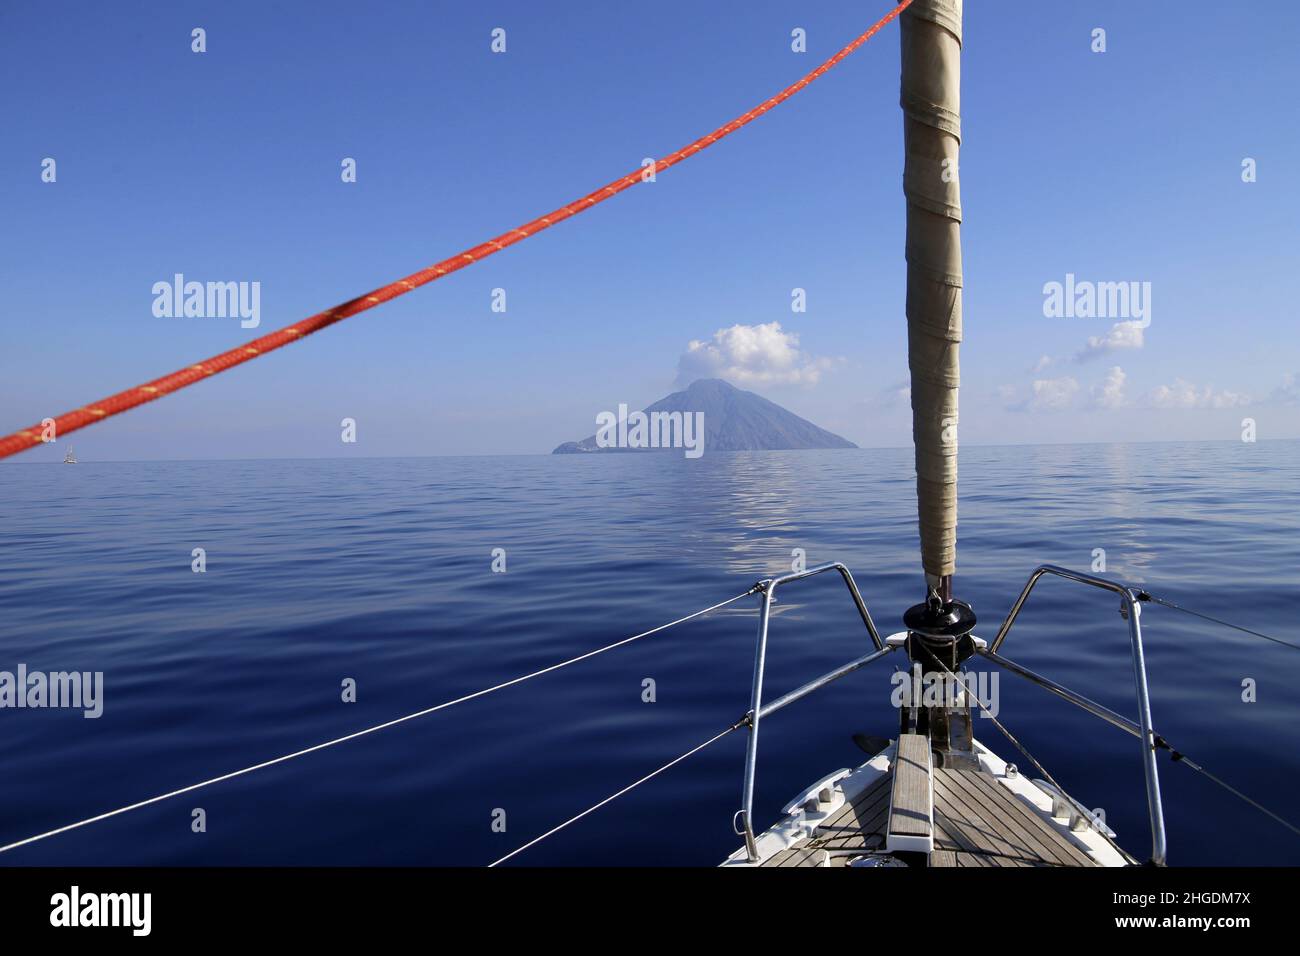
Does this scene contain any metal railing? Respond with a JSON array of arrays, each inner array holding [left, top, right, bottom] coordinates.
[[734, 562, 895, 862], [980, 564, 1168, 865]]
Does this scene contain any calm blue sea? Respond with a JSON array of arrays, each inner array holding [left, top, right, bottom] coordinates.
[[1, 441, 1297, 866]]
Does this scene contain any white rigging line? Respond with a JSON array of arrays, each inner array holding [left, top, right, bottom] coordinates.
[[488, 720, 745, 867], [0, 586, 759, 856], [1145, 593, 1300, 652]]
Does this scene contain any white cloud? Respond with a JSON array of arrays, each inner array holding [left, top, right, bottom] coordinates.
[[1026, 376, 1080, 411], [1271, 372, 1300, 405], [676, 322, 833, 387], [1031, 354, 1054, 373], [1091, 366, 1127, 409], [1148, 378, 1251, 409], [1075, 321, 1145, 362]]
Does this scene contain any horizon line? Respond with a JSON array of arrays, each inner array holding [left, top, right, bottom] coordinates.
[[5, 435, 1295, 464]]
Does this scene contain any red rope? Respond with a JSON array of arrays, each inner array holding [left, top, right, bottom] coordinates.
[[0, 2, 911, 461]]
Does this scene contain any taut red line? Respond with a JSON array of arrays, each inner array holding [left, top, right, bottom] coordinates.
[[0, 1, 911, 461]]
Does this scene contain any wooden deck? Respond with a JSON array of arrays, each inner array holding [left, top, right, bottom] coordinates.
[[762, 764, 1103, 867], [886, 733, 933, 852]]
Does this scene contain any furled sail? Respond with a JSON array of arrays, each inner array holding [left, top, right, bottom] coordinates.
[[901, 0, 963, 594]]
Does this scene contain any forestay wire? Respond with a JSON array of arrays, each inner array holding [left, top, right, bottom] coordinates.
[[488, 719, 748, 867], [1145, 593, 1300, 652], [0, 586, 759, 856]]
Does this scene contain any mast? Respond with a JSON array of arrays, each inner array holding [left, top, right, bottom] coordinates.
[[899, 0, 977, 761], [900, 0, 966, 608]]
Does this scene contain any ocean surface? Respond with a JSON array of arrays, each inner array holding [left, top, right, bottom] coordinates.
[[1, 441, 1297, 866]]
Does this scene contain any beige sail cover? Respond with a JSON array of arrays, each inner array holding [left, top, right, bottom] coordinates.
[[901, 0, 962, 582]]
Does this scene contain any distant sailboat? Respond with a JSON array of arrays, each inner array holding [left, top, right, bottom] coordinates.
[[63, 446, 76, 464]]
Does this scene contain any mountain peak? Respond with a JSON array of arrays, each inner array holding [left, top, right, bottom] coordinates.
[[553, 380, 856, 455], [685, 377, 735, 388], [681, 377, 738, 395]]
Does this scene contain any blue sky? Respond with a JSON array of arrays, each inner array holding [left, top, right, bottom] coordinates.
[[3, 0, 1297, 460]]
